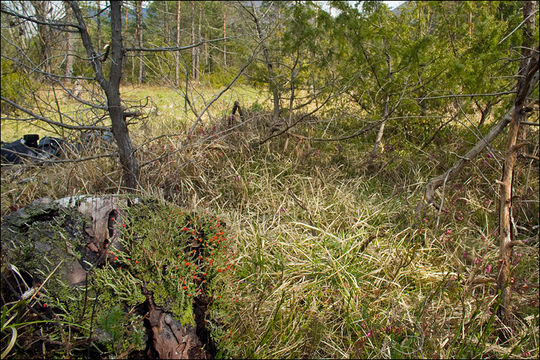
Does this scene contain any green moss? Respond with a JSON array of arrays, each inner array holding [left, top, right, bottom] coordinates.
[[2, 196, 236, 357], [181, 304, 195, 327]]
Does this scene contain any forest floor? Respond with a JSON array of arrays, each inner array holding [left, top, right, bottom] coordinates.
[[1, 84, 538, 359]]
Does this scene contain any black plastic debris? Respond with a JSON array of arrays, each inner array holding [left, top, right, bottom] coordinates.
[[1, 134, 65, 164]]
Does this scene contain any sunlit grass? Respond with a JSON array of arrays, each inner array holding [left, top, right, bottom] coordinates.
[[1, 82, 269, 143]]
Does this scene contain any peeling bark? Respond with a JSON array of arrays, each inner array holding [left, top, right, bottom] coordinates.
[[143, 286, 208, 359]]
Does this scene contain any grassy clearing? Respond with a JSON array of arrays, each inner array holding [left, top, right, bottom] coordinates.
[[1, 84, 538, 358], [0, 82, 267, 143]]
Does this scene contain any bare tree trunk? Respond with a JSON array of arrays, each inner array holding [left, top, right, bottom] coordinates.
[[369, 39, 391, 161], [191, 2, 196, 81], [70, 1, 140, 190], [32, 1, 52, 75], [164, 1, 169, 44], [126, 2, 135, 81], [497, 101, 520, 331], [136, 1, 144, 84], [475, 99, 500, 127], [175, 1, 181, 87], [110, 1, 139, 189], [204, 32, 209, 72], [223, 4, 227, 67], [97, 0, 102, 51], [64, 2, 73, 84], [370, 94, 389, 159], [497, 1, 537, 330], [250, 3, 280, 123], [196, 4, 202, 81], [497, 56, 538, 330]]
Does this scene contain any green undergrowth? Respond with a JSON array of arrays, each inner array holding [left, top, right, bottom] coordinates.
[[90, 199, 242, 357], [0, 197, 245, 358]]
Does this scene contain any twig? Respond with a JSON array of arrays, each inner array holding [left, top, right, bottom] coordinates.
[[497, 9, 539, 45], [124, 36, 238, 52], [259, 93, 334, 145], [186, 41, 262, 137], [421, 115, 457, 150], [415, 91, 515, 101], [0, 7, 80, 31], [1, 96, 108, 131], [290, 118, 385, 142]]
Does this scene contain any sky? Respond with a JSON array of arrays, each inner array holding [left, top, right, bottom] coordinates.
[[384, 1, 406, 10], [320, 1, 407, 17]]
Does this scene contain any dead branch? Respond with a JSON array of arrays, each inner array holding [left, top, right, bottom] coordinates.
[[124, 36, 230, 52]]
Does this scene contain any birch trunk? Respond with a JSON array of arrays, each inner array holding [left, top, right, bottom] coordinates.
[[175, 1, 181, 86]]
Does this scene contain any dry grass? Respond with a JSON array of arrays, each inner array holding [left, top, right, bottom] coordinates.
[[1, 84, 538, 359]]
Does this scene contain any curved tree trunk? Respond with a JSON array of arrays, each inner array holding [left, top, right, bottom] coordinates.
[[109, 1, 140, 189]]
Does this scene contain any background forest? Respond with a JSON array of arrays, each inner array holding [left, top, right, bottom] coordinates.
[[1, 1, 539, 359]]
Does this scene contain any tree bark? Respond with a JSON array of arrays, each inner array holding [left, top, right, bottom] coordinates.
[[164, 1, 169, 44], [497, 1, 537, 330], [175, 1, 181, 87], [204, 32, 209, 72], [32, 1, 52, 75], [369, 94, 389, 159], [64, 2, 73, 83], [97, 0, 102, 51], [369, 40, 391, 161], [196, 4, 202, 81], [70, 1, 140, 190], [136, 1, 144, 84], [223, 4, 227, 67], [250, 3, 280, 123], [475, 99, 499, 127], [191, 2, 196, 81]]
